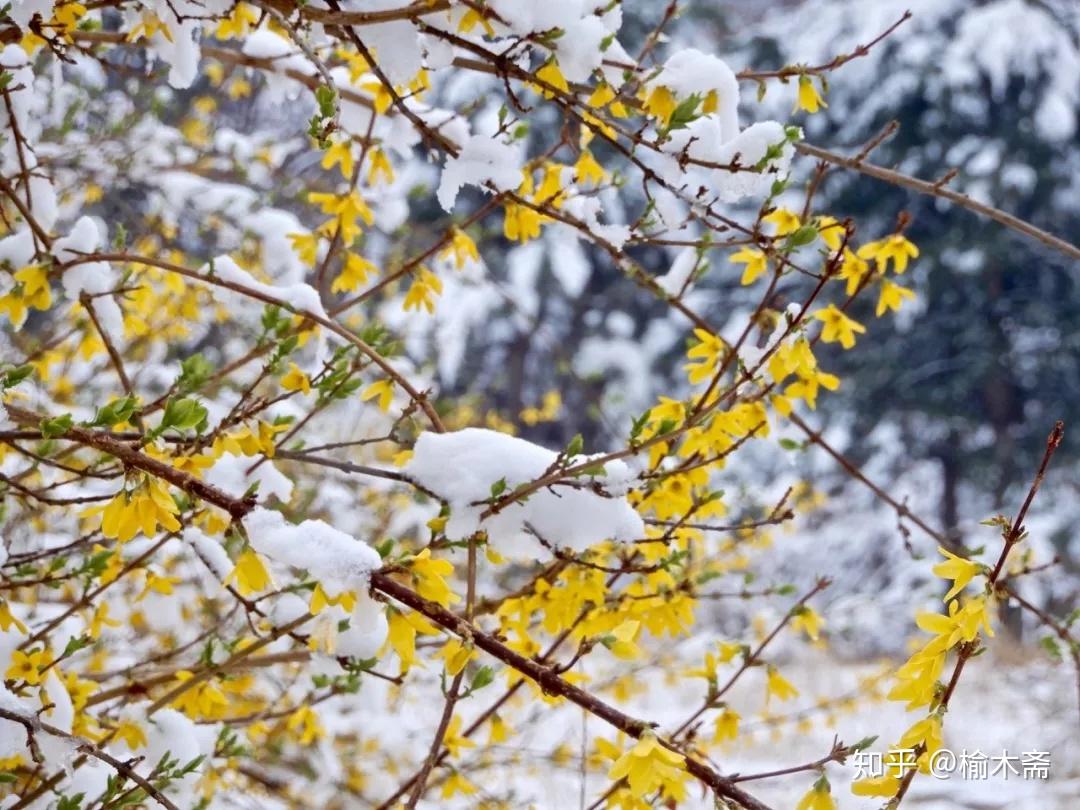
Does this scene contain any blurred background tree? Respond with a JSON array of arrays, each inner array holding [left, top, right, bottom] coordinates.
[[673, 0, 1079, 574]]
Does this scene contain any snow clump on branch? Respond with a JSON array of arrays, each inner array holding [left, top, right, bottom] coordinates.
[[405, 428, 644, 559]]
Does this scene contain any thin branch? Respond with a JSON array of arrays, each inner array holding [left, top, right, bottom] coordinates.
[[794, 142, 1080, 261]]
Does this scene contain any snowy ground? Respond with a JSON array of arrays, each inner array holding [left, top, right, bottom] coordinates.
[[501, 649, 1079, 809], [303, 638, 1077, 809]]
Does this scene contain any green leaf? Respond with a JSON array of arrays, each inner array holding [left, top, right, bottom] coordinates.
[[1039, 635, 1063, 663], [629, 409, 652, 441], [261, 304, 284, 333], [161, 397, 208, 431], [846, 734, 881, 756], [490, 477, 508, 497], [40, 414, 74, 438], [177, 354, 213, 394], [61, 634, 92, 659], [112, 223, 128, 250], [470, 665, 494, 692], [655, 418, 677, 437], [1, 364, 34, 389], [784, 224, 819, 249], [280, 334, 300, 355], [87, 395, 139, 427], [315, 84, 337, 118], [665, 93, 702, 132], [566, 433, 584, 457]]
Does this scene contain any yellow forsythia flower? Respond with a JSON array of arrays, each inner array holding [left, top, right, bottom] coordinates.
[[321, 138, 354, 179], [332, 253, 378, 294], [225, 548, 273, 596], [402, 267, 443, 313], [440, 227, 480, 269], [436, 638, 473, 675], [458, 8, 495, 36], [361, 379, 395, 412], [409, 549, 459, 608], [574, 149, 606, 186], [876, 279, 917, 316], [503, 201, 543, 243], [763, 207, 802, 236], [281, 362, 312, 395], [731, 246, 768, 285], [796, 779, 837, 810], [607, 733, 688, 802], [606, 620, 642, 660], [684, 328, 727, 384], [790, 606, 824, 641], [0, 599, 28, 634], [113, 719, 148, 750], [535, 60, 569, 97], [643, 85, 677, 124], [6, 649, 46, 686], [714, 707, 740, 743], [765, 665, 799, 703], [813, 304, 866, 349], [367, 147, 394, 185], [932, 546, 982, 601], [859, 234, 920, 273], [795, 75, 828, 113]]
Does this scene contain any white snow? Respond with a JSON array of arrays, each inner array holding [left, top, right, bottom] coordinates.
[[488, 0, 588, 37], [548, 232, 591, 297], [52, 217, 124, 339], [52, 216, 101, 262], [9, 0, 53, 29], [134, 2, 204, 89], [436, 134, 522, 211], [652, 48, 741, 142], [243, 506, 382, 590], [554, 14, 607, 83], [241, 29, 316, 101], [241, 29, 294, 61], [139, 709, 210, 800], [241, 208, 309, 285], [185, 528, 233, 579], [26, 174, 57, 232], [561, 195, 631, 249], [656, 247, 700, 297], [204, 452, 295, 504], [662, 118, 795, 204], [0, 228, 36, 269], [335, 591, 389, 660], [0, 682, 31, 762], [404, 428, 645, 558], [205, 255, 326, 319], [349, 0, 424, 87]]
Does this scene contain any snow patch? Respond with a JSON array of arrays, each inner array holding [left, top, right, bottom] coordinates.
[[405, 428, 644, 558], [243, 507, 382, 591], [436, 134, 521, 211], [204, 452, 294, 504]]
